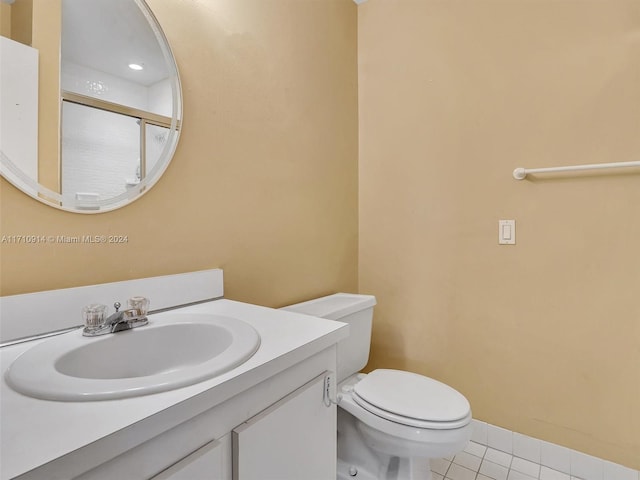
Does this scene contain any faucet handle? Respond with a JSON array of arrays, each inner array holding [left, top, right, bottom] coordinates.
[[128, 296, 150, 316], [114, 302, 121, 312], [82, 304, 108, 329]]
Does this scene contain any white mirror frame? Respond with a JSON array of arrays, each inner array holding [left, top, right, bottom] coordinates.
[[0, 0, 182, 213]]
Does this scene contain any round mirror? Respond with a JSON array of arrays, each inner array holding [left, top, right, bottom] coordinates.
[[0, 0, 182, 213]]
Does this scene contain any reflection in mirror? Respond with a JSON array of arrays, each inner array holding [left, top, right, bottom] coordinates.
[[0, 0, 181, 213]]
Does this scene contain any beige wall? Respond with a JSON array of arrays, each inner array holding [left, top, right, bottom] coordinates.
[[358, 0, 639, 469], [0, 0, 359, 309], [0, 3, 11, 38], [9, 0, 32, 46]]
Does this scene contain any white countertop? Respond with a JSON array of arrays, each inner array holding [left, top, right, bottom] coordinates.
[[0, 299, 348, 479]]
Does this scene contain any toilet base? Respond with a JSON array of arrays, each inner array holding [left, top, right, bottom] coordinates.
[[337, 458, 377, 480], [338, 406, 433, 480], [337, 456, 432, 480]]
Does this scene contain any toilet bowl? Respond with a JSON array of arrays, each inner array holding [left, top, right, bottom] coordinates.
[[337, 371, 472, 479], [281, 294, 472, 480]]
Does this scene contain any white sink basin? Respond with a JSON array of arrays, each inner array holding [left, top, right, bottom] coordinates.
[[5, 312, 260, 401]]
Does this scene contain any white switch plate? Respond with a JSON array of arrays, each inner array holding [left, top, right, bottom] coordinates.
[[499, 220, 516, 245]]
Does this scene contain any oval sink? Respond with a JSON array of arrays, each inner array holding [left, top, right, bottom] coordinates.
[[5, 313, 260, 401]]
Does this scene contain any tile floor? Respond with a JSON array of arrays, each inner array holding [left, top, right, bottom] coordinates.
[[430, 441, 636, 480]]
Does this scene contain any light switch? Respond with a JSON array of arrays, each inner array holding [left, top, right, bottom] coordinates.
[[499, 220, 516, 245]]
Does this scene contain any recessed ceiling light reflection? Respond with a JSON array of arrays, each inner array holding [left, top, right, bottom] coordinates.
[[128, 63, 144, 71]]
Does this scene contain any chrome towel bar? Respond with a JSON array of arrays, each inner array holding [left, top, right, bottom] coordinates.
[[513, 160, 640, 180]]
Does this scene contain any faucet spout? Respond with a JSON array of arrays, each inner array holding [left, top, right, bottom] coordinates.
[[83, 300, 149, 337], [108, 308, 148, 332]]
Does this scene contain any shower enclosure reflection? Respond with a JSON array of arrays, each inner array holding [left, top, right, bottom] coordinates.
[[61, 104, 168, 205], [60, 0, 173, 206]]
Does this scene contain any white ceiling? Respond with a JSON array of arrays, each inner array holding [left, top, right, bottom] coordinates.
[[61, 0, 170, 87]]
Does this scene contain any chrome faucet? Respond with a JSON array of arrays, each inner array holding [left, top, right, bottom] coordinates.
[[107, 302, 149, 332], [82, 299, 149, 337]]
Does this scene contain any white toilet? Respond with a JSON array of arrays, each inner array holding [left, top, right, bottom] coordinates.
[[282, 293, 472, 480]]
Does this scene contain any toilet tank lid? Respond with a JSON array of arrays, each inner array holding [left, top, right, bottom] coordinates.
[[281, 293, 376, 321]]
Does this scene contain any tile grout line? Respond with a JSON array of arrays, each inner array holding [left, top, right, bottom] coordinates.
[[435, 424, 640, 480], [471, 420, 640, 480], [438, 440, 639, 480], [442, 440, 639, 480]]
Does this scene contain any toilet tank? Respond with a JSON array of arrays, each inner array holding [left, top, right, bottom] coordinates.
[[281, 293, 376, 382]]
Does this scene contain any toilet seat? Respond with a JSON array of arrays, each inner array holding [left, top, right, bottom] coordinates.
[[339, 391, 473, 459], [352, 369, 471, 430]]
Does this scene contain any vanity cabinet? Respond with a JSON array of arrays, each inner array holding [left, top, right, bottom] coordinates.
[[232, 373, 336, 480], [1, 294, 347, 480], [152, 435, 232, 480], [151, 372, 335, 480]]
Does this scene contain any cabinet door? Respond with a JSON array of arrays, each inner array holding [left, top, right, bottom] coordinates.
[[233, 372, 336, 480], [152, 433, 232, 480]]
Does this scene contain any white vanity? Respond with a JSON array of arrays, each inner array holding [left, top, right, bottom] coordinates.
[[0, 271, 348, 479]]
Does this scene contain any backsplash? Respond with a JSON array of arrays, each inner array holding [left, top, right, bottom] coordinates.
[[0, 269, 223, 343]]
